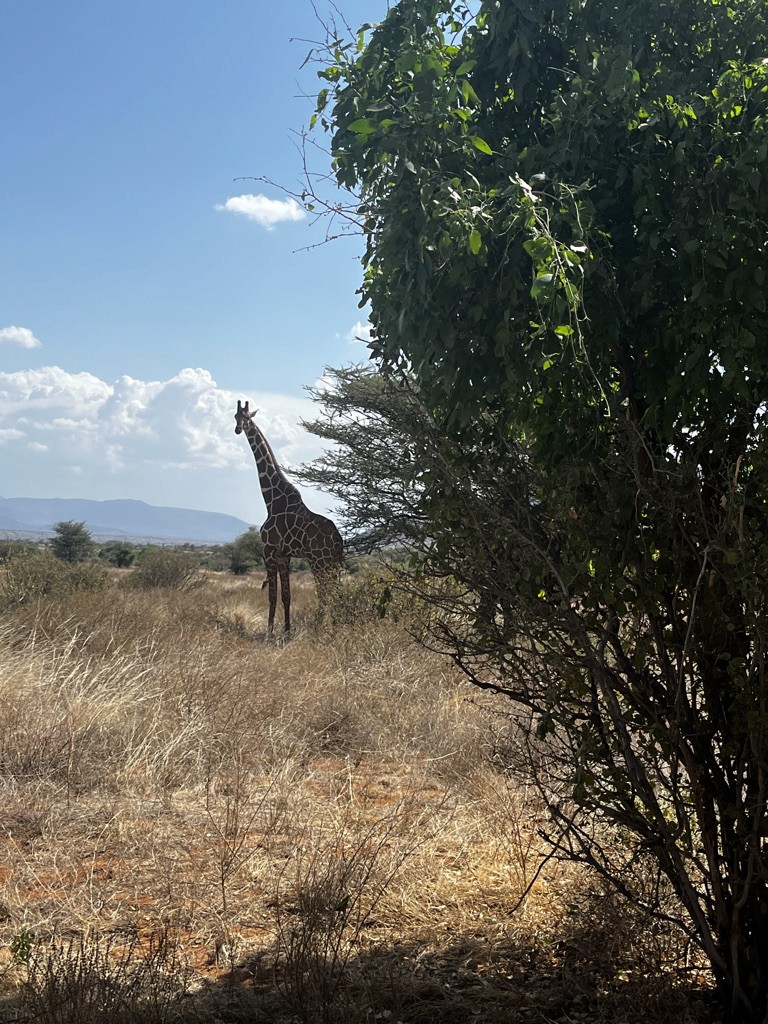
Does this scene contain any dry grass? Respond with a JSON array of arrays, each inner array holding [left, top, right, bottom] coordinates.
[[0, 570, 714, 1023]]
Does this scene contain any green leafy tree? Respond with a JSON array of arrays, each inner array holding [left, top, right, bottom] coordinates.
[[50, 520, 93, 564], [312, 2, 768, 1020], [98, 541, 137, 568], [227, 527, 265, 576]]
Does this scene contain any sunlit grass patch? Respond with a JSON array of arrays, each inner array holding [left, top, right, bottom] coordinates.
[[0, 574, 712, 1023]]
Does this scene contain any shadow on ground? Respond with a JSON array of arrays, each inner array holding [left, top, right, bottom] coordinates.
[[1, 910, 717, 1024]]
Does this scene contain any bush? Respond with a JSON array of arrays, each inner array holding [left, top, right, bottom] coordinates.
[[98, 541, 137, 568], [227, 527, 265, 576], [0, 540, 39, 563], [124, 548, 201, 591], [318, 567, 417, 630], [1, 552, 109, 606]]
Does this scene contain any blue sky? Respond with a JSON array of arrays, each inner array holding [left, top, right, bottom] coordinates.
[[1, 1, 385, 524]]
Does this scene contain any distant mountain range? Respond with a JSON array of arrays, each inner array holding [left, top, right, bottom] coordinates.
[[0, 497, 253, 545]]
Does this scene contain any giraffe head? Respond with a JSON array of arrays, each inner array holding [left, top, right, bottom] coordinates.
[[234, 399, 256, 435]]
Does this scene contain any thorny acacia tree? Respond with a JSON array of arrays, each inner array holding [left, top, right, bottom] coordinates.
[[306, 0, 768, 1020], [51, 520, 94, 565], [298, 366, 436, 551]]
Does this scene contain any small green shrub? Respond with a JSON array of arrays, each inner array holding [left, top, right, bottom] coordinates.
[[10, 925, 35, 965], [98, 541, 137, 568], [124, 548, 201, 590], [1, 553, 109, 606], [320, 568, 415, 628]]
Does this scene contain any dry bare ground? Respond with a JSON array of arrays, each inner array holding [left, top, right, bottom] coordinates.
[[0, 570, 715, 1023]]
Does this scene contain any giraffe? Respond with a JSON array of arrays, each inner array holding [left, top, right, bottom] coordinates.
[[234, 399, 343, 636]]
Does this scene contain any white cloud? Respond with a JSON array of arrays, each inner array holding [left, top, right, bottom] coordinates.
[[0, 365, 333, 522], [0, 325, 42, 349], [215, 193, 306, 229], [0, 366, 112, 418], [346, 321, 373, 345]]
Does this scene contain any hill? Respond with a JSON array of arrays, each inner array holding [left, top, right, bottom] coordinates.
[[0, 496, 253, 545]]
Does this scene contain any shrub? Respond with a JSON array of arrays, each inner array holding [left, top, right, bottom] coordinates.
[[227, 526, 265, 575], [1, 553, 109, 606], [124, 547, 201, 591], [318, 567, 416, 630], [0, 540, 39, 563], [98, 541, 137, 568]]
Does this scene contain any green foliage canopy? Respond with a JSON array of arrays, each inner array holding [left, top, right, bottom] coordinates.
[[324, 0, 768, 432], [314, 2, 768, 1019], [50, 520, 94, 564]]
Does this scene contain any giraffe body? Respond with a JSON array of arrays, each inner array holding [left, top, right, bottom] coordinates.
[[235, 400, 343, 635]]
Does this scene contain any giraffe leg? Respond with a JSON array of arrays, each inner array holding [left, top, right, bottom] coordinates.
[[264, 550, 279, 638], [278, 556, 291, 633]]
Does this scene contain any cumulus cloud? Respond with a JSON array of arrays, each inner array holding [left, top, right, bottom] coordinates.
[[0, 365, 332, 521], [0, 325, 42, 348], [0, 366, 112, 420], [215, 193, 306, 229]]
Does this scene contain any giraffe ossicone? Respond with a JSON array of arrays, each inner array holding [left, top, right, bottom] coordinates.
[[234, 399, 343, 636]]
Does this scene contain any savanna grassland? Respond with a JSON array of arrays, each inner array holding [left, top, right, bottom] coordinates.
[[0, 564, 714, 1023]]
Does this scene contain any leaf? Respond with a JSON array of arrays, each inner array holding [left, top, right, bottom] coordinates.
[[554, 325, 574, 337], [395, 51, 419, 73], [531, 273, 554, 299], [461, 79, 479, 105], [706, 251, 727, 270], [469, 228, 482, 255], [348, 118, 376, 135], [523, 237, 551, 260], [470, 136, 493, 155]]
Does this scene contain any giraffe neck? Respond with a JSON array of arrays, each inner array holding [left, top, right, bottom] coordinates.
[[244, 421, 302, 514]]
